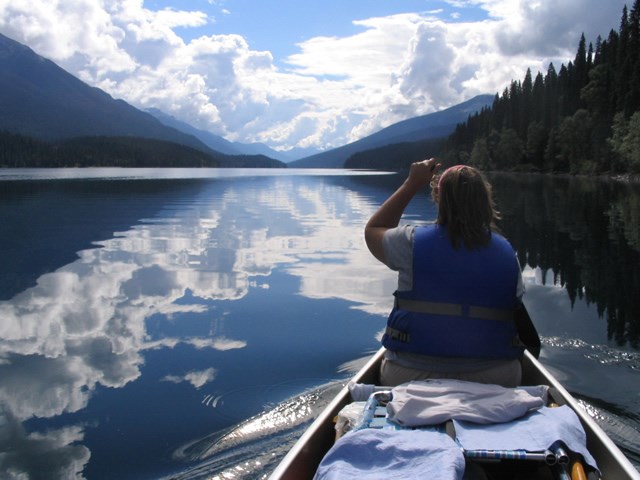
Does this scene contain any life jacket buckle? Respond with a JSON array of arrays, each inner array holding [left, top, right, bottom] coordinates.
[[385, 326, 410, 343]]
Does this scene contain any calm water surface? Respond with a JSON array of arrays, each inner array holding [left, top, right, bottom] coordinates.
[[0, 168, 638, 479]]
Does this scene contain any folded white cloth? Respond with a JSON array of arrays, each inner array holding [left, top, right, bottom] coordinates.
[[313, 428, 465, 480], [387, 379, 548, 427]]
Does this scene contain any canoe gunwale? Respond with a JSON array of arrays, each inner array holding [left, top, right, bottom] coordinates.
[[522, 351, 640, 479], [268, 349, 384, 480]]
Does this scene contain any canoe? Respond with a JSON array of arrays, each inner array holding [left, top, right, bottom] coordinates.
[[269, 347, 640, 480]]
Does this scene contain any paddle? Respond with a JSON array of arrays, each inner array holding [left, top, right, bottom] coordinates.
[[515, 303, 541, 358]]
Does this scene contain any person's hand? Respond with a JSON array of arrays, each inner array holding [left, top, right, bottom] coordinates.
[[407, 158, 441, 188], [365, 158, 440, 263]]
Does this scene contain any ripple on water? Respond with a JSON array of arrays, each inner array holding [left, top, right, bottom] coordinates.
[[542, 336, 640, 470], [168, 381, 345, 479], [542, 336, 640, 371]]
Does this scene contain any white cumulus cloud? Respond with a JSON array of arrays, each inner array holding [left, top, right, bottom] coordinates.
[[163, 367, 217, 389]]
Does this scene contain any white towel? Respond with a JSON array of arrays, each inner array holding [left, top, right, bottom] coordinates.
[[387, 379, 547, 427]]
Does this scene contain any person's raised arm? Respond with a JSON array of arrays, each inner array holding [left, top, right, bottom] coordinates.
[[364, 158, 440, 264]]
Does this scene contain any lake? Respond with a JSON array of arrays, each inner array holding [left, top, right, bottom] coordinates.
[[0, 168, 639, 479]]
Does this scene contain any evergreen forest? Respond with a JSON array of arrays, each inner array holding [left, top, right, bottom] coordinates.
[[442, 1, 640, 175], [0, 133, 285, 169]]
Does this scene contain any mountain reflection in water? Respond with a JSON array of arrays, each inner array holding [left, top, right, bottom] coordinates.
[[0, 168, 638, 479]]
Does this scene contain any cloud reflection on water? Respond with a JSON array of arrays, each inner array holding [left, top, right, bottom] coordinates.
[[0, 172, 395, 478]]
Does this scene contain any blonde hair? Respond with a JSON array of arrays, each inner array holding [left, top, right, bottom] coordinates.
[[430, 165, 501, 249]]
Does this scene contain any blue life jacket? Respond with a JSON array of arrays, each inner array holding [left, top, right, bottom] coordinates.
[[382, 224, 525, 359]]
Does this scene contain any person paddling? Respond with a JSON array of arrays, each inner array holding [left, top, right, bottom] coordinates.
[[365, 159, 526, 387]]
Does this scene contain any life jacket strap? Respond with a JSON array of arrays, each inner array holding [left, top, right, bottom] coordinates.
[[396, 298, 514, 322]]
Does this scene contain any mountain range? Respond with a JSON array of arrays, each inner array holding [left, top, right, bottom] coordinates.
[[0, 32, 493, 168], [288, 95, 493, 167]]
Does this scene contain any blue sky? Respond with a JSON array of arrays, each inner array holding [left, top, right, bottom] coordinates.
[[0, 0, 630, 152]]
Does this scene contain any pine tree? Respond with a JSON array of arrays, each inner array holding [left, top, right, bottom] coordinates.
[[627, 0, 640, 114], [544, 63, 559, 128]]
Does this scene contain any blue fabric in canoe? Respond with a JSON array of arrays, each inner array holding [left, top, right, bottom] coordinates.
[[313, 428, 464, 480], [454, 405, 598, 472]]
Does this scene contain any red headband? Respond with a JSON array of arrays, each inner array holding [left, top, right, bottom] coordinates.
[[437, 165, 466, 191]]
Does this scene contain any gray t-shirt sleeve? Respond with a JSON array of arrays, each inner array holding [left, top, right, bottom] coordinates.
[[382, 225, 415, 291]]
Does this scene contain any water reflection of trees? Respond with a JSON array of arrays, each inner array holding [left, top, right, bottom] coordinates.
[[490, 174, 640, 349]]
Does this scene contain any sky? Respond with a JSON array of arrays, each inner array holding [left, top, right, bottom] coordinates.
[[0, 0, 631, 152]]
